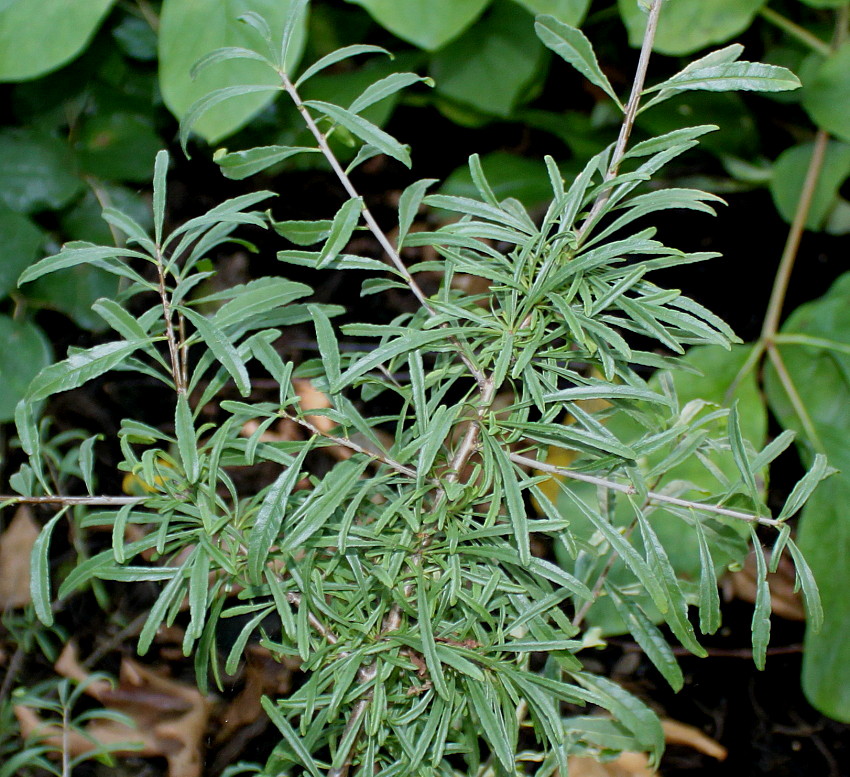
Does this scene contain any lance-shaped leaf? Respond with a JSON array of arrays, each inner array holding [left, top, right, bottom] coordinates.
[[535, 15, 623, 110], [777, 454, 832, 522], [18, 244, 149, 286], [295, 44, 391, 87], [348, 72, 433, 115], [318, 196, 363, 268], [31, 512, 64, 626], [27, 340, 151, 402], [214, 145, 320, 179], [750, 527, 771, 671], [303, 100, 411, 167], [212, 277, 312, 329], [182, 308, 251, 396]]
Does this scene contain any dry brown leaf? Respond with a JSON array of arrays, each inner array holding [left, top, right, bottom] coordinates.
[[726, 548, 805, 621], [565, 717, 726, 777], [43, 641, 211, 777], [215, 645, 297, 742], [568, 752, 654, 777], [0, 506, 40, 608]]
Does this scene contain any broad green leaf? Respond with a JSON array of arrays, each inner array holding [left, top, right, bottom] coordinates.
[[535, 15, 622, 108], [160, 0, 307, 143], [802, 41, 850, 143], [512, 0, 589, 25], [212, 278, 312, 329], [770, 141, 850, 231], [0, 206, 43, 296], [0, 129, 83, 214], [26, 264, 122, 332], [618, 0, 766, 56], [345, 0, 491, 51], [214, 145, 320, 179], [182, 308, 250, 396], [0, 0, 115, 81], [27, 339, 148, 402], [303, 100, 411, 166], [0, 318, 51, 422], [75, 113, 161, 183], [431, 2, 547, 118]]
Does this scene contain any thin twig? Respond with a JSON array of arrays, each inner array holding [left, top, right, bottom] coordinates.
[[278, 71, 487, 391], [282, 413, 418, 478], [578, 0, 664, 241], [759, 7, 832, 56], [155, 249, 185, 395], [510, 453, 784, 527], [0, 495, 145, 506], [766, 345, 825, 453], [760, 129, 830, 342]]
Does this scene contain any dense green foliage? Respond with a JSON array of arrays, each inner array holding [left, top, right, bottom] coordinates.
[[2, 0, 850, 773]]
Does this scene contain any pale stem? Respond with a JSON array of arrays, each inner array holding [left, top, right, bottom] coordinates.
[[578, 0, 664, 240], [0, 495, 145, 506], [766, 345, 826, 453], [510, 453, 784, 527], [155, 249, 186, 395]]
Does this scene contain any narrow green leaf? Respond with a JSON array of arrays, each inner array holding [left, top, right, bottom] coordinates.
[[187, 545, 211, 640], [417, 571, 449, 698], [607, 585, 683, 691], [190, 46, 274, 79], [728, 403, 758, 502], [786, 538, 824, 633], [28, 340, 149, 402], [466, 679, 514, 773], [93, 298, 153, 341], [262, 697, 322, 777], [309, 304, 340, 388], [559, 488, 667, 612], [226, 606, 273, 674], [646, 62, 801, 100], [175, 394, 199, 483], [333, 328, 461, 391], [295, 44, 391, 87], [694, 517, 721, 635], [750, 528, 771, 670], [182, 308, 250, 396], [777, 454, 831, 522], [180, 84, 282, 153], [111, 502, 133, 565], [212, 278, 312, 329], [214, 145, 320, 179], [397, 179, 438, 249], [279, 457, 369, 553], [153, 150, 168, 246], [349, 72, 432, 115], [486, 437, 530, 565], [19, 244, 149, 286], [318, 197, 363, 268], [303, 99, 411, 167], [31, 512, 64, 626], [535, 15, 622, 109], [279, 0, 309, 70], [78, 434, 99, 495], [248, 443, 311, 583], [544, 382, 671, 406], [138, 554, 192, 655]]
